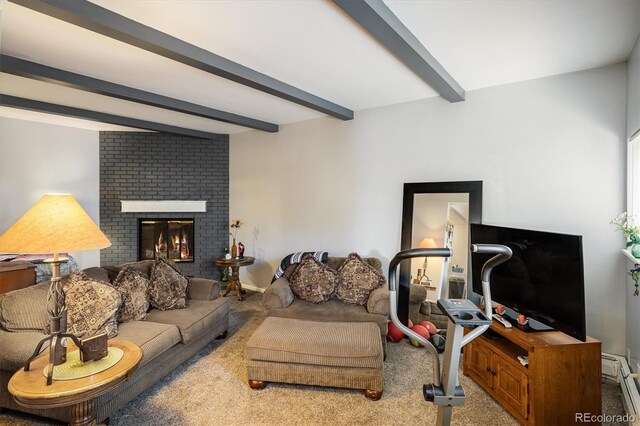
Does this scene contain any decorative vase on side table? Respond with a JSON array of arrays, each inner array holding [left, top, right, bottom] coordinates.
[[230, 219, 244, 259]]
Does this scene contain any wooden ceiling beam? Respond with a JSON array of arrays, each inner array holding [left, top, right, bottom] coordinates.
[[0, 55, 278, 133], [9, 0, 354, 120], [332, 0, 465, 102], [0, 94, 225, 140]]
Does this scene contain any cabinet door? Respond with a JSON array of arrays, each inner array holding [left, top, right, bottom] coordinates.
[[465, 341, 493, 387], [492, 354, 528, 419]]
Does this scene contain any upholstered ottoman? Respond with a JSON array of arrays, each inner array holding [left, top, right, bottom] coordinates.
[[246, 317, 384, 400]]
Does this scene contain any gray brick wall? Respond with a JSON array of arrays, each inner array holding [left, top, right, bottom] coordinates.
[[100, 132, 229, 279]]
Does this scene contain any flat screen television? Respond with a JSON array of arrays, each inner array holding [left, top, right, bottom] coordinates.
[[470, 223, 587, 342]]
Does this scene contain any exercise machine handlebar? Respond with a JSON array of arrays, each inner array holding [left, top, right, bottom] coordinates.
[[471, 244, 513, 283], [388, 247, 452, 386], [462, 244, 513, 347]]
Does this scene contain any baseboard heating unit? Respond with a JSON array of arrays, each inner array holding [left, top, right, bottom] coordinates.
[[602, 353, 639, 425]]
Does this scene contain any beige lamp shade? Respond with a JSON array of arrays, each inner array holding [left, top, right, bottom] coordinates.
[[418, 237, 438, 249], [0, 194, 111, 254]]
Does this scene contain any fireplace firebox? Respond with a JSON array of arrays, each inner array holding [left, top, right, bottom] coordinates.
[[139, 219, 194, 262]]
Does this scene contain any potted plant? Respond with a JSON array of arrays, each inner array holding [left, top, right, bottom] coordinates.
[[610, 212, 640, 258]]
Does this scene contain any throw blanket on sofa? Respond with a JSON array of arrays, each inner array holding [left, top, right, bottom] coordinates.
[[271, 251, 329, 283], [7, 254, 79, 283]]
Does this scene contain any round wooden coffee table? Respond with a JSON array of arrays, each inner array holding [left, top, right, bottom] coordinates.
[[214, 256, 255, 301], [8, 340, 142, 426]]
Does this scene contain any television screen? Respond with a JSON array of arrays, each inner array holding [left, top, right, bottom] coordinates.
[[470, 223, 586, 342]]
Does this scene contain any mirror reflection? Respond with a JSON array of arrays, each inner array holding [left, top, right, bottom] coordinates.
[[410, 193, 469, 301]]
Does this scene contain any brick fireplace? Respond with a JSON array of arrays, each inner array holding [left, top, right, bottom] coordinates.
[[99, 131, 229, 278]]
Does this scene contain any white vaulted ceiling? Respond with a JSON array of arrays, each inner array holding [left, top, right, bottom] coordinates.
[[0, 0, 638, 135]]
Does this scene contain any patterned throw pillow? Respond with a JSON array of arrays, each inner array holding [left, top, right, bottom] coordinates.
[[336, 253, 386, 305], [63, 272, 121, 338], [289, 254, 339, 304], [112, 266, 150, 322], [148, 258, 189, 310]]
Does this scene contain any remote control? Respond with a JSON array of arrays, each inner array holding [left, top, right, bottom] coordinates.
[[492, 314, 512, 328], [517, 355, 529, 367]]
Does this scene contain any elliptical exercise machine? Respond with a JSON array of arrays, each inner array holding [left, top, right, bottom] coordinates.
[[388, 244, 512, 426]]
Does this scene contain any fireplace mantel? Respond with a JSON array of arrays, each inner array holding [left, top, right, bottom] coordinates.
[[120, 200, 207, 213]]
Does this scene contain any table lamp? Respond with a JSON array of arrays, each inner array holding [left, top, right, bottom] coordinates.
[[418, 237, 438, 284], [0, 194, 111, 384]]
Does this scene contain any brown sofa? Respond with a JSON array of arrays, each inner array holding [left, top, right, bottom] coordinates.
[[0, 260, 229, 423], [248, 256, 431, 399], [262, 256, 430, 352], [263, 257, 385, 349], [251, 256, 387, 398]]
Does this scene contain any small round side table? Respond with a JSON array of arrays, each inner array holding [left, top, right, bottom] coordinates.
[[214, 256, 255, 301], [8, 340, 142, 426]]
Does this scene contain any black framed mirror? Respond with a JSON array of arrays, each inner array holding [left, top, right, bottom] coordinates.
[[398, 181, 483, 324]]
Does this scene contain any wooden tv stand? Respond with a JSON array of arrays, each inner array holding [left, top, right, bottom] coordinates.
[[463, 321, 601, 425]]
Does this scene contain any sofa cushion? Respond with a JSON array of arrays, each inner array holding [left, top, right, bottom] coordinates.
[[0, 321, 181, 372], [267, 299, 387, 337], [115, 320, 181, 368], [335, 253, 386, 305], [188, 277, 221, 301], [83, 267, 111, 283], [104, 260, 155, 283], [326, 256, 382, 273], [0, 329, 48, 370], [64, 272, 122, 338], [148, 259, 188, 310], [0, 282, 49, 332], [112, 266, 150, 322], [289, 255, 339, 304], [145, 298, 230, 344]]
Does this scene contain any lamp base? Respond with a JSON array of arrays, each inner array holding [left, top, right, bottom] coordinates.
[[24, 332, 85, 385], [24, 257, 75, 385], [24, 258, 110, 385], [42, 347, 123, 381]]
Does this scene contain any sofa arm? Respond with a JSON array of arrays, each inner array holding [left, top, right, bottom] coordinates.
[[263, 277, 295, 310], [367, 287, 390, 315], [188, 277, 221, 301], [367, 284, 428, 316], [409, 284, 428, 304]]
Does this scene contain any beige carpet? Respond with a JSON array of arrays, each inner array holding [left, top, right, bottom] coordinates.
[[1, 290, 625, 425]]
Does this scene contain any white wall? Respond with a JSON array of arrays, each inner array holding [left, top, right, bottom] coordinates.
[[627, 33, 640, 374], [0, 117, 101, 268], [231, 64, 628, 354], [628, 34, 640, 139]]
